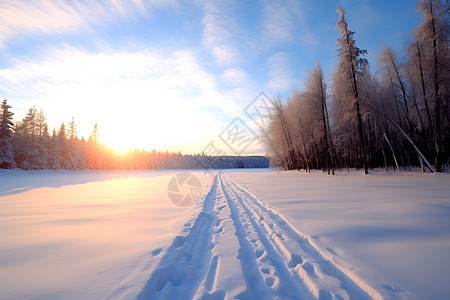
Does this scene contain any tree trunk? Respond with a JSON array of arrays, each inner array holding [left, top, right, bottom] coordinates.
[[430, 4, 442, 172], [416, 42, 434, 135]]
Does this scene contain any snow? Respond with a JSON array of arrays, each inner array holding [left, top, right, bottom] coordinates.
[[1, 169, 449, 299], [0, 169, 214, 299], [228, 169, 450, 300]]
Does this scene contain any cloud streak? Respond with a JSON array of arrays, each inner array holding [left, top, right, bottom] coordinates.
[[267, 52, 294, 91], [260, 0, 316, 47], [201, 1, 240, 65], [0, 0, 179, 48], [261, 0, 302, 43], [221, 67, 249, 84]]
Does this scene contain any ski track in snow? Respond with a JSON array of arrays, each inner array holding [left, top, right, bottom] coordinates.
[[136, 173, 386, 299]]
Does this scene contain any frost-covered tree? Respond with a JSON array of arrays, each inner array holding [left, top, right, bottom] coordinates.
[[13, 106, 48, 169], [332, 6, 369, 174], [62, 138, 81, 170], [89, 122, 99, 143], [406, 41, 433, 135], [47, 129, 62, 169], [57, 121, 77, 169], [36, 108, 47, 136], [69, 117, 77, 140], [267, 98, 299, 170], [87, 123, 101, 169], [303, 63, 335, 174], [378, 47, 414, 134], [411, 0, 449, 172], [58, 122, 67, 141], [19, 139, 48, 170], [0, 99, 17, 168], [287, 92, 314, 172]]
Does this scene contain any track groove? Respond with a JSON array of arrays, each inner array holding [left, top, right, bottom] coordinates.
[[137, 173, 379, 299]]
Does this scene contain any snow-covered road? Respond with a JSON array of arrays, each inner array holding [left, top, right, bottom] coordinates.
[[137, 173, 400, 299]]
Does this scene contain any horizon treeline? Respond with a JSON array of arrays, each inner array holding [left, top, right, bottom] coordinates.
[[264, 1, 449, 174], [0, 102, 268, 170]]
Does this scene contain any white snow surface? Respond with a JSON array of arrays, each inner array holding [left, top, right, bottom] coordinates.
[[1, 169, 449, 299], [0, 169, 214, 300], [228, 169, 450, 300]]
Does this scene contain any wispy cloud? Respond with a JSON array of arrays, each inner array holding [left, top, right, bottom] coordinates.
[[212, 45, 239, 66], [221, 67, 249, 84], [0, 0, 179, 48], [267, 52, 294, 91], [201, 1, 240, 65], [261, 0, 302, 43], [260, 0, 316, 47], [338, 0, 382, 31]]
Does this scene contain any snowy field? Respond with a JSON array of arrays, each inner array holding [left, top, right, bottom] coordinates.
[[0, 169, 449, 299], [0, 170, 215, 299], [229, 170, 450, 300]]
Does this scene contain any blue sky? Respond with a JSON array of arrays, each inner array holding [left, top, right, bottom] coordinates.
[[0, 0, 421, 154]]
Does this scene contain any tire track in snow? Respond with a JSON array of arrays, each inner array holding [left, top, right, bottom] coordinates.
[[137, 173, 381, 299], [220, 173, 377, 300], [136, 176, 219, 300], [136, 174, 249, 299]]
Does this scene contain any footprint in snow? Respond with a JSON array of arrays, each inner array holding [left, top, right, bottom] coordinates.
[[255, 249, 265, 258], [173, 236, 186, 248], [288, 254, 303, 268], [151, 248, 162, 256], [266, 277, 275, 287], [326, 247, 336, 255]]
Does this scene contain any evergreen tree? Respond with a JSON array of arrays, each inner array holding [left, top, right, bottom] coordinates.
[[89, 122, 99, 143], [13, 106, 48, 169], [88, 123, 101, 169], [47, 129, 62, 169], [58, 122, 67, 141], [0, 99, 17, 168], [36, 108, 47, 136], [69, 117, 77, 140]]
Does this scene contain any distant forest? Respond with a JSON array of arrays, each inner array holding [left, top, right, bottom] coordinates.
[[264, 1, 449, 174], [0, 102, 268, 170]]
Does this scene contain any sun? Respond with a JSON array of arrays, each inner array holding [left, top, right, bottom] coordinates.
[[107, 140, 130, 153]]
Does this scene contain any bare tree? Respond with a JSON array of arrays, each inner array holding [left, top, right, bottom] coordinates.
[[378, 47, 414, 134], [414, 0, 449, 171], [303, 63, 335, 174]]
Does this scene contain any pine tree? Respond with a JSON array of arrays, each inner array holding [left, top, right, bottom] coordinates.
[[69, 117, 77, 140], [36, 108, 47, 136], [88, 123, 101, 169], [89, 122, 99, 143], [13, 105, 48, 169], [47, 129, 62, 169], [0, 99, 17, 168], [58, 122, 67, 142]]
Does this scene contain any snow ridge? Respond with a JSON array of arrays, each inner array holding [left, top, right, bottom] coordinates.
[[137, 173, 385, 299]]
